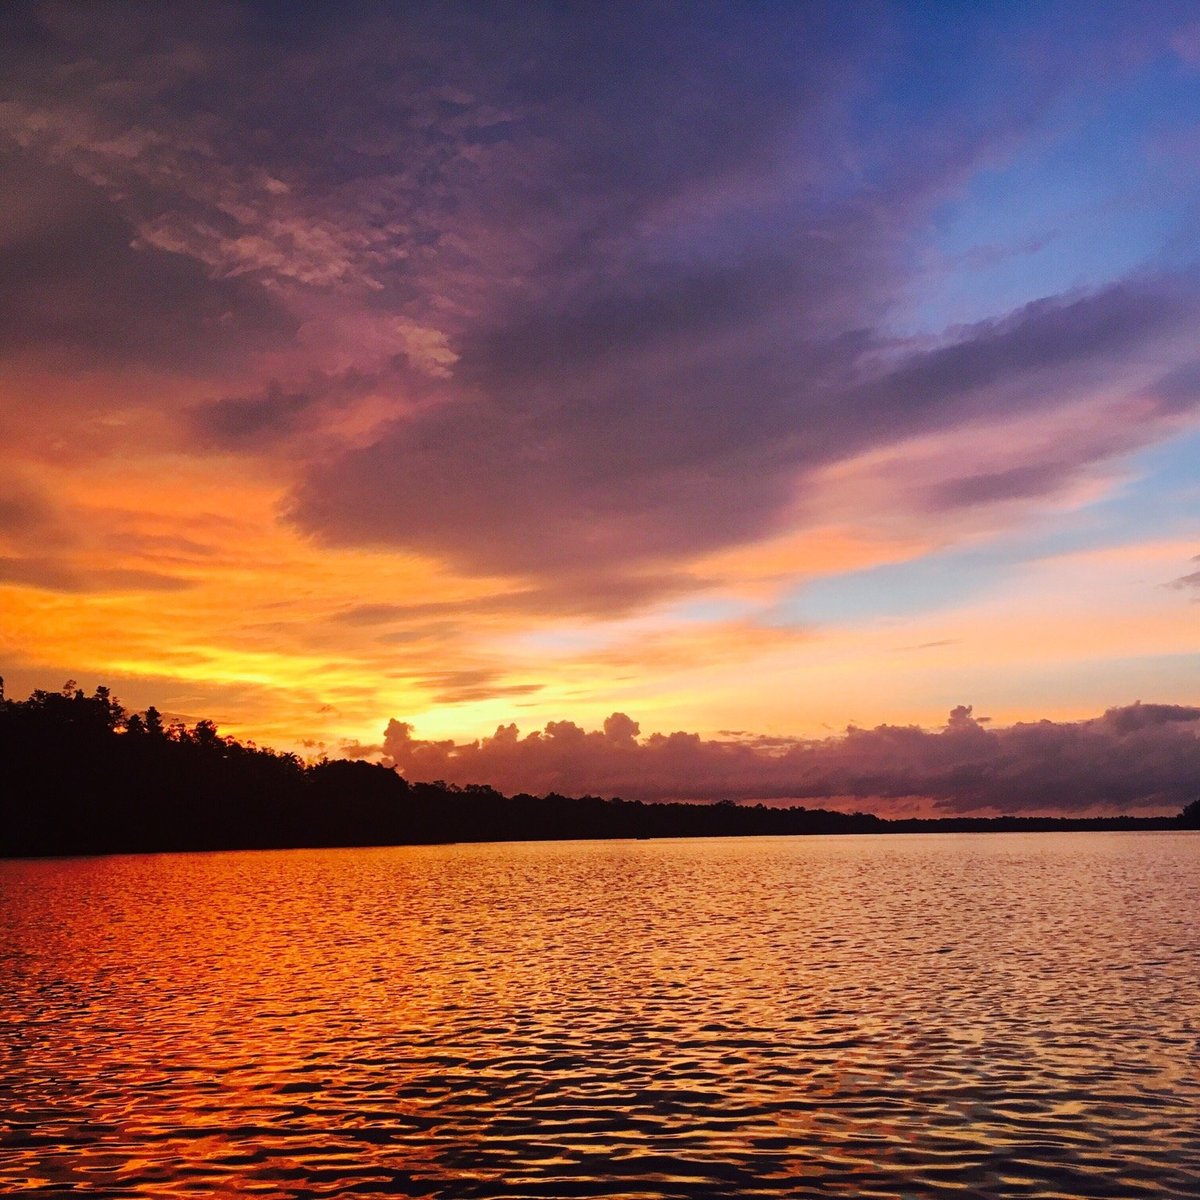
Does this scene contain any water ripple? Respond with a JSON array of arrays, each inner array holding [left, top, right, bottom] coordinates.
[[2, 832, 1199, 1198]]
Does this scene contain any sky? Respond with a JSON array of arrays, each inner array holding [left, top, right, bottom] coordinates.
[[1, 1, 1198, 815]]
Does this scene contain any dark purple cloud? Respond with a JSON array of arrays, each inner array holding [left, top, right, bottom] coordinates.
[[1149, 361, 1200, 414], [927, 463, 1075, 509], [291, 274, 1199, 581], [186, 369, 389, 451], [839, 280, 1200, 447], [4, 1, 1200, 614], [383, 702, 1200, 815], [203, 9, 1200, 597], [0, 149, 295, 371], [190, 386, 319, 450]]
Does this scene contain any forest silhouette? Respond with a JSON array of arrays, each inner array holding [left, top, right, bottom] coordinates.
[[1, 680, 1193, 858]]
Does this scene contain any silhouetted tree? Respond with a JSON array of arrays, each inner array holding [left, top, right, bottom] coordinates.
[[0, 679, 1189, 858]]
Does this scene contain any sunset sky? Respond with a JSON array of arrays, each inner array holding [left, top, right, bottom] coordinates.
[[2, 2, 1198, 812]]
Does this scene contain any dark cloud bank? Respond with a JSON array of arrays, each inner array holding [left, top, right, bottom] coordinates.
[[6, 3, 1199, 606], [384, 703, 1200, 816], [291, 279, 1200, 587]]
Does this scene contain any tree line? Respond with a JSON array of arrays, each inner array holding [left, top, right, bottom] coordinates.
[[0, 680, 1194, 858]]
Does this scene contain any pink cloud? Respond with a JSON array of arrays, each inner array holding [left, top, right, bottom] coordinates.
[[383, 702, 1200, 816]]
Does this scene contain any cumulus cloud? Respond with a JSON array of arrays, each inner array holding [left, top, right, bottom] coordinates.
[[382, 702, 1200, 815]]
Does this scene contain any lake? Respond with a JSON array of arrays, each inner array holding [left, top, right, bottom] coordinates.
[[2, 832, 1198, 1198]]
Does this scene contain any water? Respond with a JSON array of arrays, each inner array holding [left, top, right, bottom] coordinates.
[[2, 832, 1198, 1199]]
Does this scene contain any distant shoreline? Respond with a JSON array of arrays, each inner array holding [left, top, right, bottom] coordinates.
[[3, 804, 1189, 862], [4, 822, 1193, 863], [3, 682, 1195, 859]]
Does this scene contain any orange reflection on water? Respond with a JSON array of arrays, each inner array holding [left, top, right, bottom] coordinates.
[[2, 833, 1199, 1198]]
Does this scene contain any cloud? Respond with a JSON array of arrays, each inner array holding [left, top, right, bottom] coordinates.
[[925, 461, 1081, 510], [291, 273, 1200, 594], [382, 702, 1200, 815], [338, 739, 383, 761], [0, 482, 63, 546], [331, 570, 706, 627], [1165, 555, 1200, 595], [0, 556, 191, 593], [414, 668, 543, 706], [9, 4, 1143, 582], [0, 148, 295, 371], [1149, 360, 1200, 414], [189, 384, 320, 450], [103, 531, 218, 563], [3, 0, 1200, 754], [839, 279, 1200, 451], [6, 2, 1199, 620], [186, 368, 387, 451]]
